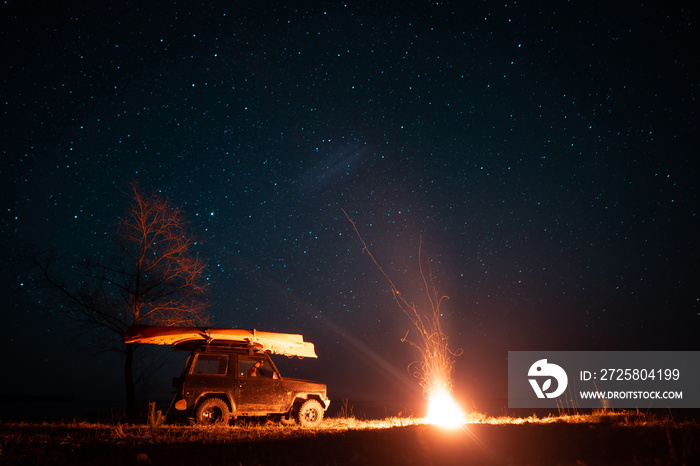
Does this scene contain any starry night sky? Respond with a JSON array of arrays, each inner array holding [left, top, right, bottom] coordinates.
[[2, 1, 698, 412]]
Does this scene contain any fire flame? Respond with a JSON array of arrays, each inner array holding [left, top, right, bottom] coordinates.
[[343, 211, 465, 428], [425, 387, 465, 428]]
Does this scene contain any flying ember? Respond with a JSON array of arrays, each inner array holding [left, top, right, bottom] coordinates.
[[344, 210, 465, 425]]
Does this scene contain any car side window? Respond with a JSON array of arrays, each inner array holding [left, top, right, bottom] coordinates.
[[190, 353, 228, 375], [238, 357, 275, 378]]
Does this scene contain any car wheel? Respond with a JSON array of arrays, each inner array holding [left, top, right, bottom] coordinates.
[[195, 398, 230, 426], [296, 399, 324, 428]]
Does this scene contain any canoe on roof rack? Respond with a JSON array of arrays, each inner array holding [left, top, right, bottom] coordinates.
[[124, 324, 317, 358]]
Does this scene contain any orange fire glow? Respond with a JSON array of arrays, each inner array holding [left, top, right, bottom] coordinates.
[[424, 387, 466, 428]]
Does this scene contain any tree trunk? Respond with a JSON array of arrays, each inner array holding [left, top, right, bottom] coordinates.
[[125, 343, 137, 422]]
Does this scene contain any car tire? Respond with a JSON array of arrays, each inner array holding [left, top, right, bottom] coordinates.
[[195, 398, 230, 426], [296, 399, 324, 428]]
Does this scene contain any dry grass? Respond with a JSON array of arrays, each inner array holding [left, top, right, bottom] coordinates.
[[0, 416, 426, 450], [465, 407, 700, 427], [0, 410, 694, 451], [1, 408, 691, 447], [1, 410, 698, 466]]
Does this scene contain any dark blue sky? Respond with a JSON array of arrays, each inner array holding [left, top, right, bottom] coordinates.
[[2, 1, 697, 411]]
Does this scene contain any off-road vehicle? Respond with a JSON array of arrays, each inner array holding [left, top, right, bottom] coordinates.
[[124, 325, 330, 427], [171, 343, 330, 427]]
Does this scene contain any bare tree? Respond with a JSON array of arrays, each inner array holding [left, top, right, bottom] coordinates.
[[38, 183, 210, 418]]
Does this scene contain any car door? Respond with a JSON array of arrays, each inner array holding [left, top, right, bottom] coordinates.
[[235, 355, 285, 413], [182, 351, 231, 402]]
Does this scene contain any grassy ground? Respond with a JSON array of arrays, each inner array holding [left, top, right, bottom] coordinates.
[[1, 411, 698, 465]]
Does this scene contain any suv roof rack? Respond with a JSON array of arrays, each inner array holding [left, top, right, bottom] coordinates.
[[173, 339, 266, 353]]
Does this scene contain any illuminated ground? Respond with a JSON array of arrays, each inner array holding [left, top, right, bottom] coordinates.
[[1, 412, 698, 465]]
